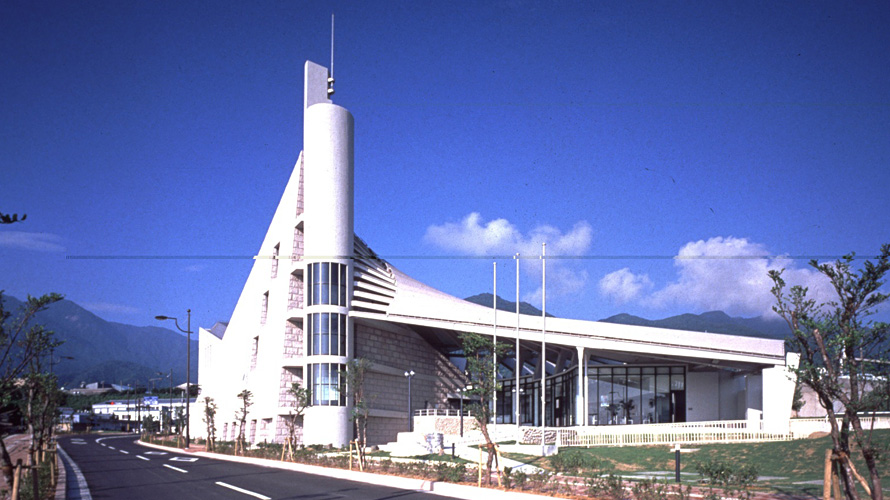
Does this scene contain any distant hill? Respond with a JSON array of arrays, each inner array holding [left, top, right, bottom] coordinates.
[[464, 293, 789, 340], [1, 295, 198, 389], [599, 310, 789, 340], [464, 293, 556, 317]]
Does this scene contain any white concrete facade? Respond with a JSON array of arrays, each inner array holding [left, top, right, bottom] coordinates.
[[193, 60, 798, 448]]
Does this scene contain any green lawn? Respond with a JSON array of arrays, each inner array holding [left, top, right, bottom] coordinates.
[[501, 430, 890, 498]]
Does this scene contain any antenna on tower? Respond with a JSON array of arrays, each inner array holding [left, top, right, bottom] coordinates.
[[327, 13, 335, 97]]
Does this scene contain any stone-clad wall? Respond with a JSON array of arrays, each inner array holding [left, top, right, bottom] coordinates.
[[355, 320, 465, 445]]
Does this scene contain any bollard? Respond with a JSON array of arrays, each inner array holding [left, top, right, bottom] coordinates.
[[673, 444, 681, 483], [452, 443, 455, 458]]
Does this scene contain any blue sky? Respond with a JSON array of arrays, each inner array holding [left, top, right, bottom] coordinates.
[[2, 1, 888, 329]]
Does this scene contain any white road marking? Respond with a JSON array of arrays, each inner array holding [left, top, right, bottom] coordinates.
[[137, 455, 150, 461], [215, 482, 271, 500], [169, 457, 198, 462], [107, 446, 116, 450], [144, 451, 168, 455], [71, 441, 87, 445], [100, 443, 106, 447], [120, 450, 129, 454], [163, 464, 188, 473], [58, 445, 93, 500]]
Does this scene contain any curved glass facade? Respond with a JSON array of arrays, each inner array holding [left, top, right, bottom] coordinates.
[[309, 363, 346, 406], [307, 262, 347, 306], [308, 312, 347, 356]]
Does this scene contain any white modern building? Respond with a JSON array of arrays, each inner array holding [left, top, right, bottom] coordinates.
[[93, 397, 195, 426], [194, 60, 798, 449]]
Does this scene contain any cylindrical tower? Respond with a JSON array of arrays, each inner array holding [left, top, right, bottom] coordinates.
[[302, 99, 354, 447]]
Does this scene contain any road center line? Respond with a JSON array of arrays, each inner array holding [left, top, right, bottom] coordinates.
[[215, 482, 271, 500], [163, 464, 188, 473], [137, 455, 150, 461], [119, 450, 129, 454], [107, 446, 116, 450]]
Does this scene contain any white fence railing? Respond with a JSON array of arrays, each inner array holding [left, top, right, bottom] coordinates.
[[550, 420, 790, 447], [789, 415, 890, 438], [414, 415, 890, 449], [414, 409, 470, 417]]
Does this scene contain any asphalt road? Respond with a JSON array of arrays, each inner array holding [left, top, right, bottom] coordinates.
[[58, 435, 455, 500]]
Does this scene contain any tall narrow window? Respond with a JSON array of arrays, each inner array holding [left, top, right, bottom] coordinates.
[[271, 244, 280, 279], [261, 291, 269, 324], [250, 336, 259, 370]]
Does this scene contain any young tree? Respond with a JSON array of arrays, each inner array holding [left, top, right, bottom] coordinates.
[[770, 244, 890, 500], [344, 358, 372, 451], [203, 397, 217, 452], [0, 291, 63, 487], [235, 389, 253, 455], [459, 332, 510, 484], [281, 382, 309, 461]]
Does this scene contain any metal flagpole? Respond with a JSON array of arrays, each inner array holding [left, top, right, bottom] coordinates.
[[515, 253, 520, 429], [541, 243, 546, 455], [492, 262, 497, 433]]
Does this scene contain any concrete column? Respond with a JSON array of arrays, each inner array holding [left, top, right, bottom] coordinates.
[[575, 346, 585, 426], [302, 60, 355, 448], [762, 353, 800, 433]]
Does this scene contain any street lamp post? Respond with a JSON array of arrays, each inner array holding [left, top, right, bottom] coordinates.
[[155, 309, 191, 448], [459, 388, 464, 437], [404, 370, 415, 432]]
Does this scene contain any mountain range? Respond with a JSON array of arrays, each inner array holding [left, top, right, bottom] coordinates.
[[1, 294, 198, 389], [465, 293, 789, 340], [1, 291, 789, 391]]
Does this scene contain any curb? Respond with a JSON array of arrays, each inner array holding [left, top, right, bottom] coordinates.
[[54, 447, 66, 500], [136, 440, 555, 500]]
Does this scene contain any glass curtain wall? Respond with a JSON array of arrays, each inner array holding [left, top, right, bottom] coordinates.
[[587, 365, 685, 426], [497, 368, 576, 427]]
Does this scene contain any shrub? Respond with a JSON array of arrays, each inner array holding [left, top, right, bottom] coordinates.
[[585, 474, 626, 499], [695, 460, 759, 500], [513, 470, 529, 490], [549, 449, 603, 476]]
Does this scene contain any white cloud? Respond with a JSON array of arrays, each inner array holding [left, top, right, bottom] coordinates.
[[599, 268, 654, 304], [424, 212, 592, 257], [599, 236, 833, 317], [424, 212, 593, 301], [0, 231, 65, 252]]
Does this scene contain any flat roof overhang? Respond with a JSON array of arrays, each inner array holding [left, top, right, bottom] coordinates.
[[351, 309, 785, 372]]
